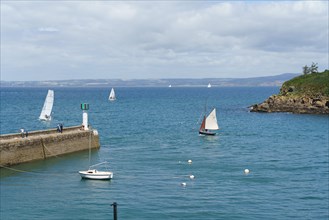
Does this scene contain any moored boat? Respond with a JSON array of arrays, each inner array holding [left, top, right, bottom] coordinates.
[[79, 169, 113, 180]]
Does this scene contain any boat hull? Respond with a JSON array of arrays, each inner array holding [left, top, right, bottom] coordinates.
[[79, 170, 113, 180], [199, 130, 216, 136], [39, 116, 51, 121]]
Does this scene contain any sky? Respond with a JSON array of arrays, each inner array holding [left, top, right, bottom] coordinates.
[[1, 1, 328, 81]]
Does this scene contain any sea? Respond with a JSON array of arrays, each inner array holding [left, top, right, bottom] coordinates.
[[0, 87, 328, 220]]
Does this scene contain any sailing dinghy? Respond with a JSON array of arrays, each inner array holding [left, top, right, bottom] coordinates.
[[199, 108, 219, 136], [79, 131, 113, 180], [79, 162, 113, 180], [39, 90, 54, 121], [109, 88, 116, 101]]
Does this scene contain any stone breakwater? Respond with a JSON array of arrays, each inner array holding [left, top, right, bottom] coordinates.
[[0, 126, 100, 167], [250, 95, 329, 114]]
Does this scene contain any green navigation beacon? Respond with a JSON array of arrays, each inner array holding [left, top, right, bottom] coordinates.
[[81, 103, 89, 111]]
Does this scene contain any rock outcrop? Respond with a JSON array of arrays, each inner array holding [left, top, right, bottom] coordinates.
[[250, 94, 329, 114]]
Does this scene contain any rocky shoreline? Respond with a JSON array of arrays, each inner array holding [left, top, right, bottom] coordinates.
[[250, 94, 329, 114]]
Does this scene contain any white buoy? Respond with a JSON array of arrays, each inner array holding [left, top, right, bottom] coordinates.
[[181, 182, 187, 187], [244, 169, 250, 174], [189, 175, 195, 179], [188, 160, 192, 164]]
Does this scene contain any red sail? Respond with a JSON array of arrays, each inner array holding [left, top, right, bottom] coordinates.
[[199, 116, 206, 132]]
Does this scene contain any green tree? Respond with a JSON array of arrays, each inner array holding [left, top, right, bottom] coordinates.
[[302, 65, 310, 75], [310, 62, 318, 74], [302, 62, 318, 75]]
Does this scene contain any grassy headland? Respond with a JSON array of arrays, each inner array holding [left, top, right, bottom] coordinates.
[[280, 70, 329, 97], [251, 70, 329, 114]]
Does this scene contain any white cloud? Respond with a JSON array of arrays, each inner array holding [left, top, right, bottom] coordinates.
[[1, 1, 328, 81]]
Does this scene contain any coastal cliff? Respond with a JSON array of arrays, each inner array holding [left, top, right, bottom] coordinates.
[[250, 70, 329, 114]]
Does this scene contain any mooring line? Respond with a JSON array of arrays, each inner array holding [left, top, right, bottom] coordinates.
[[0, 165, 51, 175], [40, 136, 60, 158], [43, 144, 60, 158], [0, 165, 77, 176], [40, 138, 47, 159]]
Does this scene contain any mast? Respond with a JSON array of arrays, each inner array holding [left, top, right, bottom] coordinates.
[[204, 97, 208, 116], [89, 129, 91, 167]]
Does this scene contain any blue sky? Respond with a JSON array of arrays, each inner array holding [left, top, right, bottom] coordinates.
[[1, 1, 328, 81]]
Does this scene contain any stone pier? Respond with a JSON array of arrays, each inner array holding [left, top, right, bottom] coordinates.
[[0, 126, 100, 167]]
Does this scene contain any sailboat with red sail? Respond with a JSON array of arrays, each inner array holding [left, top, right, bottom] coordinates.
[[199, 108, 219, 136]]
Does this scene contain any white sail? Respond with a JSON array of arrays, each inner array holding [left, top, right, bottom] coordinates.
[[205, 108, 219, 130], [207, 83, 211, 88], [109, 88, 116, 101], [39, 90, 54, 121]]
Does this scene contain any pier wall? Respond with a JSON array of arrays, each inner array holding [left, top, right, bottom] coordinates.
[[0, 126, 100, 166]]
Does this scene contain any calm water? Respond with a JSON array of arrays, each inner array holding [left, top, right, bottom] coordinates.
[[0, 87, 328, 220]]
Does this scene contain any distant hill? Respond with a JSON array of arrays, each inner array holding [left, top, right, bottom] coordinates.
[[0, 73, 299, 87]]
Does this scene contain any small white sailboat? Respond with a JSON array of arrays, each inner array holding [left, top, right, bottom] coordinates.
[[109, 88, 116, 101], [79, 162, 113, 180], [79, 170, 113, 180], [39, 90, 54, 121], [79, 131, 113, 180], [207, 83, 212, 88], [168, 85, 172, 88], [199, 108, 219, 136]]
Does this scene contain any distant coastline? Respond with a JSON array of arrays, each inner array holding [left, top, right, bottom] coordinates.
[[0, 73, 298, 88]]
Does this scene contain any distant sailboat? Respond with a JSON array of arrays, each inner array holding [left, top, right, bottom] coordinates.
[[39, 90, 54, 121], [207, 83, 212, 88], [199, 108, 219, 136], [109, 88, 116, 101], [168, 85, 172, 88]]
